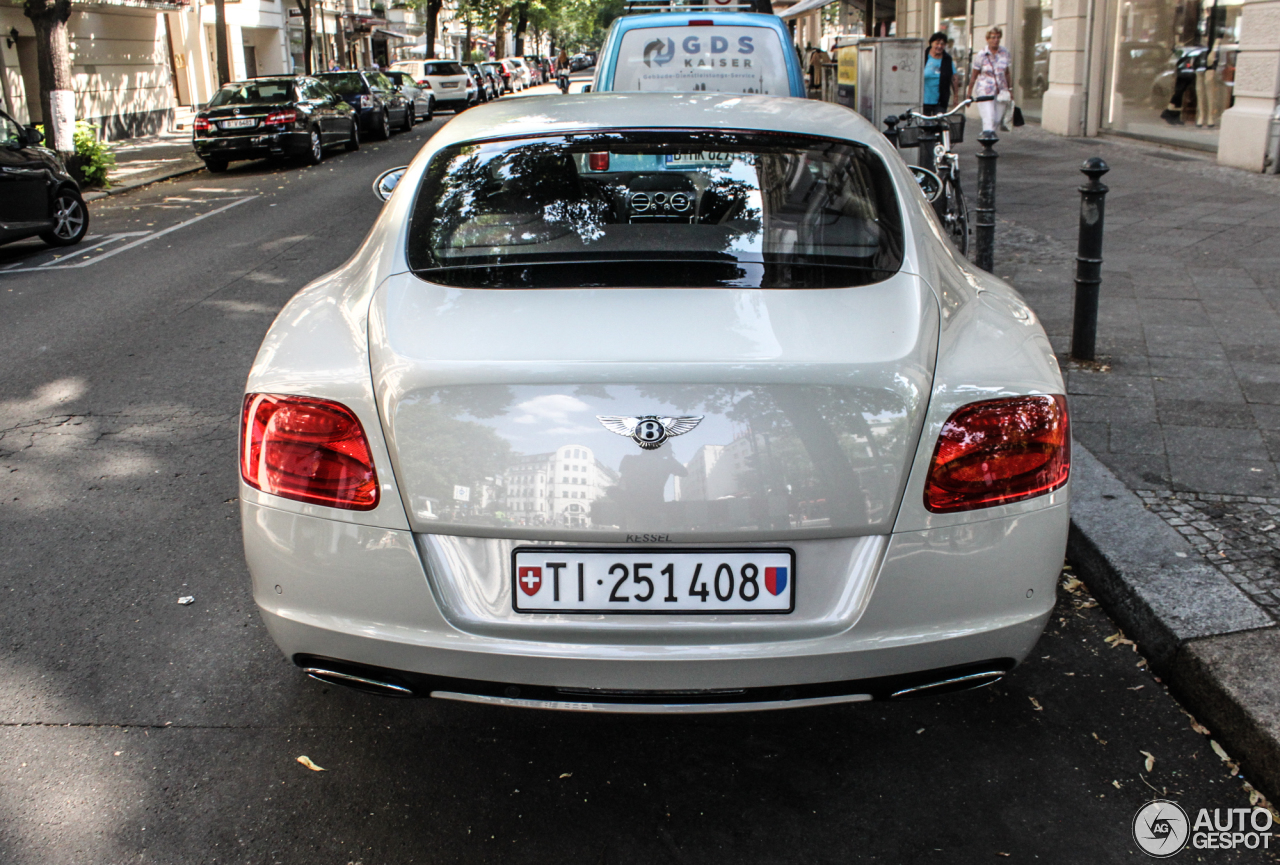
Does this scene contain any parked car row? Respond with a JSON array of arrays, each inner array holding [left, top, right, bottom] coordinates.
[[192, 71, 435, 174]]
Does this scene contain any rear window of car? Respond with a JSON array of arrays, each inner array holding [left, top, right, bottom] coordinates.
[[425, 62, 465, 76], [612, 26, 789, 95], [317, 73, 367, 95], [208, 79, 295, 106], [406, 130, 903, 289]]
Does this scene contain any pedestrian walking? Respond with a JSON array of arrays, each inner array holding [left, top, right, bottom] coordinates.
[[967, 27, 1012, 133], [922, 32, 959, 116], [555, 49, 571, 94]]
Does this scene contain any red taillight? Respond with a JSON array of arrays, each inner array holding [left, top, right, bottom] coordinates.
[[265, 109, 298, 125], [240, 394, 379, 510], [588, 152, 610, 171], [688, 19, 715, 25], [194, 116, 211, 131], [418, 79, 431, 88], [924, 395, 1069, 513]]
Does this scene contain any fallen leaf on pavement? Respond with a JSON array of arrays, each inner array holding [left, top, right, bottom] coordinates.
[[296, 756, 325, 771], [1104, 632, 1137, 651], [1029, 697, 1043, 711], [177, 596, 195, 606], [1061, 576, 1082, 592], [1112, 780, 1121, 789], [1210, 740, 1229, 763], [1092, 732, 1107, 745], [559, 773, 572, 779], [1141, 750, 1155, 772], [1183, 712, 1211, 736]]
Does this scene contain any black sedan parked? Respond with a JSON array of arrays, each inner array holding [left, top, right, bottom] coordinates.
[[193, 76, 358, 173], [0, 109, 89, 248], [316, 71, 409, 140]]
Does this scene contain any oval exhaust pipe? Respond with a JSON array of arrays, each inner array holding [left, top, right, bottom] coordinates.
[[890, 670, 1005, 699], [303, 667, 415, 697]]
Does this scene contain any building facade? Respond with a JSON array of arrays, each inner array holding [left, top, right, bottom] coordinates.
[[1, 0, 188, 138], [893, 0, 1280, 171], [501, 445, 617, 529]]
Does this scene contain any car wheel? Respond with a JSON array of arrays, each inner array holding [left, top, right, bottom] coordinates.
[[39, 189, 89, 247], [304, 128, 323, 165], [375, 110, 390, 141], [401, 106, 413, 132], [203, 157, 228, 173], [345, 120, 360, 151]]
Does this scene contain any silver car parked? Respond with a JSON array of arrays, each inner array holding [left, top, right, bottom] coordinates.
[[384, 71, 434, 123], [240, 94, 1069, 713]]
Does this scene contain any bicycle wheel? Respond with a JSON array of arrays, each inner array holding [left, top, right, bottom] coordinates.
[[942, 175, 970, 256]]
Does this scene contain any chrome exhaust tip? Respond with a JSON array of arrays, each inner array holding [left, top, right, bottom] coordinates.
[[890, 670, 1006, 699], [303, 667, 415, 698]]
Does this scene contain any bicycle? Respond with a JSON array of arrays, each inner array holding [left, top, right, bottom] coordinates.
[[895, 95, 995, 257]]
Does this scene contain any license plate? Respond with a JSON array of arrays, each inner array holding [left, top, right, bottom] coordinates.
[[220, 118, 257, 129], [665, 152, 734, 168], [512, 547, 794, 614], [441, 82, 459, 88]]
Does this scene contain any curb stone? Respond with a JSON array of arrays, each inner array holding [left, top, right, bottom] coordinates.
[[84, 159, 205, 202], [1067, 441, 1280, 800]]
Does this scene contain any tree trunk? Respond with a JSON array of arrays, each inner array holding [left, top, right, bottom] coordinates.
[[464, 14, 472, 62], [213, 0, 231, 84], [494, 6, 511, 60], [297, 0, 313, 75], [23, 0, 75, 155], [425, 0, 442, 60], [514, 3, 527, 56]]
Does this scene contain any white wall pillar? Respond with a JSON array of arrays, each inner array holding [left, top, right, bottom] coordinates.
[[1042, 0, 1088, 135], [1217, 0, 1280, 172]]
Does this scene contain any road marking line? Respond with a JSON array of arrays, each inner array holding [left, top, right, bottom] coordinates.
[[33, 231, 154, 267], [0, 196, 258, 274]]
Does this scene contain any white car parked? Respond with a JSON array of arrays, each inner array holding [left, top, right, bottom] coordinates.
[[389, 60, 473, 111], [505, 57, 533, 89], [241, 94, 1069, 712]]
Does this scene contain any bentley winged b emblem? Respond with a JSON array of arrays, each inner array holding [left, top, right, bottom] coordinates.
[[597, 415, 703, 450]]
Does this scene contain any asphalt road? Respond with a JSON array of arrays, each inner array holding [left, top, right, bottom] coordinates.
[[0, 99, 1271, 864]]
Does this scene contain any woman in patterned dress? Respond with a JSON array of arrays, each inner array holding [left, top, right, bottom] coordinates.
[[967, 27, 1012, 133]]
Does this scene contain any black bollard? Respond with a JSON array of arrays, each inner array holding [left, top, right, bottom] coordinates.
[[883, 115, 900, 148], [1070, 157, 1110, 362], [974, 130, 998, 272]]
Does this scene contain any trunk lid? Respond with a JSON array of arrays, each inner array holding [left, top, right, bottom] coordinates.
[[368, 273, 938, 541]]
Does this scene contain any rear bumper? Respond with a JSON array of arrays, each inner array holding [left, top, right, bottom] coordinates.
[[244, 498, 1067, 709], [194, 131, 309, 160]]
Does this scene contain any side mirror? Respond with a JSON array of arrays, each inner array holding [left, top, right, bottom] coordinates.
[[909, 166, 942, 203], [581, 84, 592, 93], [373, 166, 407, 202], [22, 125, 43, 146]]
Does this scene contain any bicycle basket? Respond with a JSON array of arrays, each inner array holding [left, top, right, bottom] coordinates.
[[948, 113, 965, 144], [895, 124, 921, 148]]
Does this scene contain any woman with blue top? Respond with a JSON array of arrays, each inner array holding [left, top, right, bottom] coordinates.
[[922, 32, 959, 116]]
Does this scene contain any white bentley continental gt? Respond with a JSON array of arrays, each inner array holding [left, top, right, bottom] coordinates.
[[240, 93, 1069, 712]]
